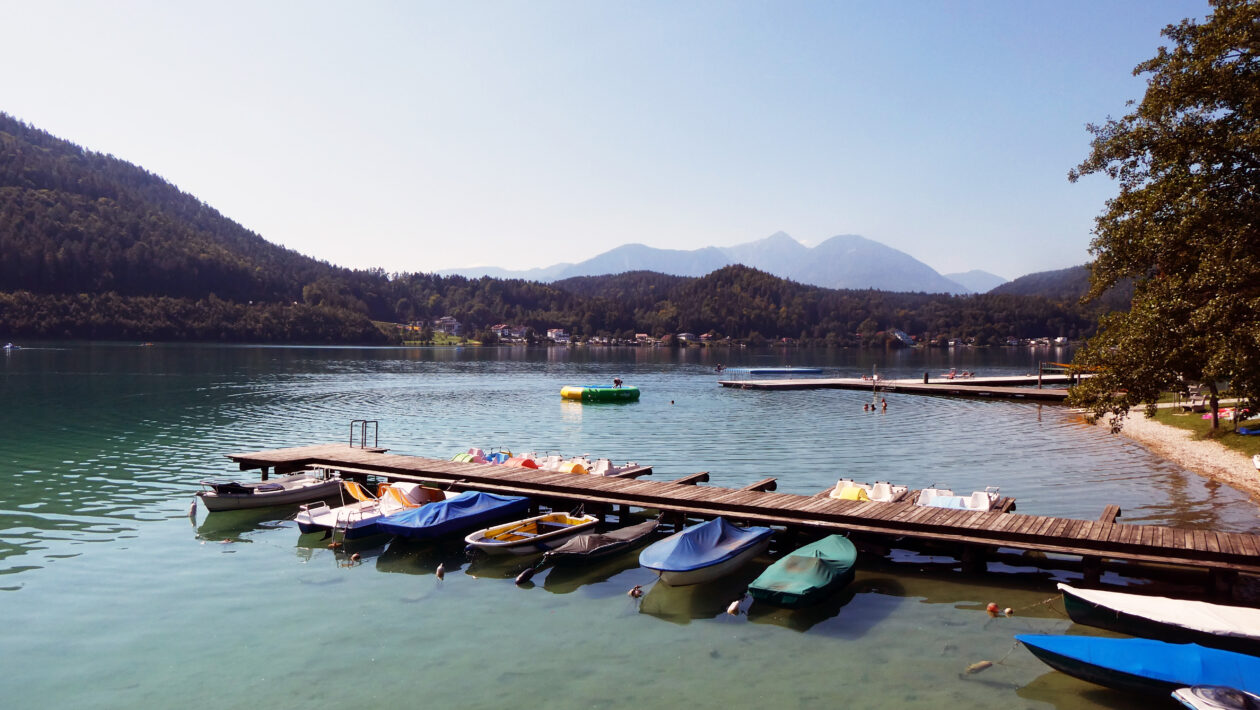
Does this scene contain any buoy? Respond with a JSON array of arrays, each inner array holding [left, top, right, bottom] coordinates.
[[515, 566, 535, 585], [350, 552, 361, 562], [188, 499, 197, 518], [965, 660, 993, 674], [328, 541, 342, 549], [726, 599, 741, 616], [436, 563, 445, 581], [628, 584, 643, 598], [985, 602, 999, 615], [1004, 607, 1014, 617]]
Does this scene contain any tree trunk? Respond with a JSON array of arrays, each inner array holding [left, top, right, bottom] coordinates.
[[1208, 381, 1220, 430]]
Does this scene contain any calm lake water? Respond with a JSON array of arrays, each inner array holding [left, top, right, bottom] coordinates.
[[1, 343, 1256, 710]]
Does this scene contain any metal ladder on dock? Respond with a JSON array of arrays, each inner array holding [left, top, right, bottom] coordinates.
[[349, 420, 378, 449]]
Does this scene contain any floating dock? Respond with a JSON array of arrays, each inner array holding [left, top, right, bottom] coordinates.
[[718, 374, 1077, 401], [228, 444, 1260, 597]]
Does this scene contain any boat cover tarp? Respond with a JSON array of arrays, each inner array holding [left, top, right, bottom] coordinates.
[[638, 517, 772, 572], [1016, 635, 1260, 694], [1058, 584, 1260, 642], [748, 535, 856, 603], [378, 491, 529, 540], [923, 495, 972, 510], [548, 519, 660, 558]]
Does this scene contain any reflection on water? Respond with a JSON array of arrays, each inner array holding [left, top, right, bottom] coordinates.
[[2, 343, 1257, 710]]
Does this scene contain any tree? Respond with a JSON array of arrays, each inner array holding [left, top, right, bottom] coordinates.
[[1068, 0, 1260, 430]]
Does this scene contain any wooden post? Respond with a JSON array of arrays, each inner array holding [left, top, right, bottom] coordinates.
[[261, 466, 270, 481], [961, 546, 986, 573], [1210, 569, 1238, 601], [1082, 556, 1102, 585]]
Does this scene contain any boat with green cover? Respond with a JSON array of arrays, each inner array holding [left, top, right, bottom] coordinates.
[[560, 385, 640, 402], [747, 534, 857, 608]]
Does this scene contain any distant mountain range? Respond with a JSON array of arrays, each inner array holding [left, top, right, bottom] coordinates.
[[442, 232, 1009, 295]]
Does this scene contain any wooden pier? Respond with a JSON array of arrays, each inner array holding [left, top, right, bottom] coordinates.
[[228, 444, 1260, 596], [718, 374, 1076, 401]]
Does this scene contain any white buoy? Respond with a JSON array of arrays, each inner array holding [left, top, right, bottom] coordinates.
[[627, 584, 643, 598], [726, 591, 746, 616], [188, 498, 197, 518], [436, 563, 445, 581]]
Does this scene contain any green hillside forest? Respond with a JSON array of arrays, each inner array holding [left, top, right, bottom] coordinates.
[[0, 113, 1111, 345]]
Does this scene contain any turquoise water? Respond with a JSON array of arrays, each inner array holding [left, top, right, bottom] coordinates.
[[1, 343, 1255, 709]]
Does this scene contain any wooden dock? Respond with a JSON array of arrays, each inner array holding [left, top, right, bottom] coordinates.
[[227, 444, 1260, 595], [718, 374, 1075, 401]]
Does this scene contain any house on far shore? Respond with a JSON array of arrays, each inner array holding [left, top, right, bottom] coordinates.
[[433, 316, 463, 336], [677, 332, 698, 343], [546, 328, 569, 344], [490, 323, 511, 338]]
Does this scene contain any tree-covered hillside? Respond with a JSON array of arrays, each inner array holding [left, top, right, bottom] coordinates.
[[0, 113, 1116, 345]]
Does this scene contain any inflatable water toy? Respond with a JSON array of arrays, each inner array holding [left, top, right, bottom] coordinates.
[[560, 385, 640, 402]]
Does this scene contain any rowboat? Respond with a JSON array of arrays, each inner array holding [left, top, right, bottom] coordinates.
[[377, 491, 530, 541], [1016, 635, 1260, 696], [295, 481, 444, 539], [827, 479, 908, 502], [560, 385, 640, 402], [197, 468, 342, 512], [1058, 583, 1260, 656], [1173, 686, 1260, 710], [544, 518, 661, 565], [464, 512, 600, 556], [638, 517, 773, 586], [747, 534, 857, 608], [915, 486, 1000, 512]]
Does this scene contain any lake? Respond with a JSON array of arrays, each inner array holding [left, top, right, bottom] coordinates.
[[1, 343, 1255, 710]]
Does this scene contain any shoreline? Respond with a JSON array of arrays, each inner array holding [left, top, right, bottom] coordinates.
[[1108, 412, 1260, 500]]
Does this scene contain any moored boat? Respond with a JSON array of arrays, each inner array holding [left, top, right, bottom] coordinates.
[[543, 518, 661, 565], [560, 385, 640, 402], [197, 468, 343, 512], [377, 490, 530, 541], [1016, 634, 1260, 696], [465, 512, 600, 556], [747, 534, 857, 608], [1058, 583, 1260, 656], [915, 486, 1000, 512], [638, 517, 773, 586], [1173, 686, 1260, 710], [827, 479, 908, 502], [295, 481, 443, 539]]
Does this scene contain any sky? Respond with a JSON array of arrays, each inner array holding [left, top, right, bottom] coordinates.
[[0, 0, 1213, 281]]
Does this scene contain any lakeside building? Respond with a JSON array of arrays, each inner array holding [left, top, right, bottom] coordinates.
[[433, 316, 463, 336]]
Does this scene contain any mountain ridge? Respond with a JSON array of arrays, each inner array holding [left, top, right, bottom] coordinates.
[[442, 232, 972, 294]]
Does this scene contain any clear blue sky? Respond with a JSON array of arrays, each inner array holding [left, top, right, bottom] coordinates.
[[1, 0, 1210, 280]]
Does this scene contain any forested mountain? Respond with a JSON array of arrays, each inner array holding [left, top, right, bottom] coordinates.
[[0, 113, 1111, 345], [991, 264, 1133, 311]]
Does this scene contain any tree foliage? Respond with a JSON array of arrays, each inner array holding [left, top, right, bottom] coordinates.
[[1068, 0, 1260, 428]]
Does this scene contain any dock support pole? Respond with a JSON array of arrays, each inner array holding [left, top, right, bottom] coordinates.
[[961, 546, 987, 573], [617, 504, 630, 523], [1210, 569, 1238, 601], [1082, 556, 1102, 585], [261, 467, 270, 481]]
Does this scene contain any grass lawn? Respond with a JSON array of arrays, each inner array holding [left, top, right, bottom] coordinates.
[[1152, 407, 1260, 459]]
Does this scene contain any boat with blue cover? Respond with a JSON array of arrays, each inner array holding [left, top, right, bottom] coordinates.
[[377, 491, 530, 540], [638, 517, 773, 586], [560, 385, 640, 402], [747, 534, 857, 608], [1016, 634, 1260, 696]]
